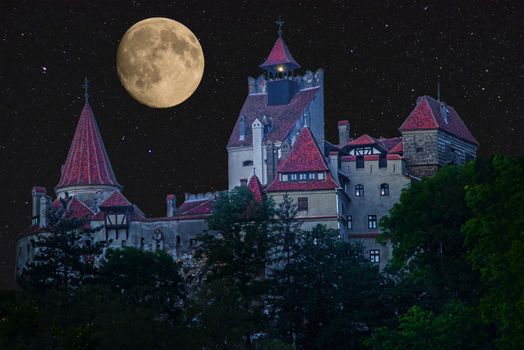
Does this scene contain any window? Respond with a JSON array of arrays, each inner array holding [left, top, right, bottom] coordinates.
[[190, 238, 198, 246], [368, 215, 377, 229], [299, 173, 307, 180], [85, 239, 91, 248], [242, 160, 253, 167], [356, 155, 364, 168], [379, 154, 387, 168], [308, 173, 316, 180], [121, 240, 127, 248], [355, 184, 364, 197], [240, 178, 248, 187], [347, 215, 352, 230], [176, 235, 181, 247], [416, 146, 424, 153], [380, 183, 389, 196], [370, 249, 380, 263], [290, 173, 298, 181], [140, 237, 145, 250], [297, 197, 308, 211]]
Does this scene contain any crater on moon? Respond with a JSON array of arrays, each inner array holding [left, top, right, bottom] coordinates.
[[116, 17, 204, 108]]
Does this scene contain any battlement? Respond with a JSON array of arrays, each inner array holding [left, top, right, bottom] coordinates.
[[247, 68, 324, 95], [183, 191, 223, 202]]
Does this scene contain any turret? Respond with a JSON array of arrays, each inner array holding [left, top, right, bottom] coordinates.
[[252, 118, 264, 183]]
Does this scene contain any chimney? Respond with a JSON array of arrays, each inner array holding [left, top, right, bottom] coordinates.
[[31, 186, 46, 218], [338, 120, 350, 147], [328, 151, 339, 179], [166, 194, 176, 217], [39, 195, 50, 228], [252, 118, 264, 183]]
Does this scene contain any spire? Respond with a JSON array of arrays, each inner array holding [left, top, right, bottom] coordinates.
[[83, 77, 89, 102], [55, 81, 121, 192], [260, 17, 300, 73]]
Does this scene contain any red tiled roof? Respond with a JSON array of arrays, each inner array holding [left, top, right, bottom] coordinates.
[[378, 137, 402, 151], [32, 186, 46, 193], [388, 141, 403, 154], [349, 134, 377, 146], [279, 127, 329, 173], [260, 37, 300, 70], [65, 198, 94, 220], [56, 101, 121, 190], [101, 191, 131, 207], [266, 171, 339, 192], [176, 199, 214, 217], [247, 174, 264, 203], [227, 87, 320, 148], [399, 96, 478, 145], [338, 120, 350, 126]]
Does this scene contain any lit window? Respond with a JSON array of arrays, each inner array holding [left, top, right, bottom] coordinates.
[[290, 173, 298, 181], [318, 172, 325, 180], [380, 183, 389, 196], [282, 174, 288, 182], [297, 197, 308, 211], [355, 184, 364, 197], [299, 173, 307, 180], [370, 249, 380, 263], [308, 173, 316, 180], [368, 215, 377, 229], [347, 215, 352, 230]]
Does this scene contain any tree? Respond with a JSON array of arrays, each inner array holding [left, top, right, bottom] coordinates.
[[97, 247, 184, 320], [379, 164, 480, 311], [462, 156, 524, 349], [191, 186, 274, 348], [20, 203, 104, 292], [268, 222, 387, 349], [368, 302, 490, 350]]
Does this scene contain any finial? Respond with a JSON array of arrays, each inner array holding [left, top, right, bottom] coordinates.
[[276, 15, 284, 38], [253, 167, 256, 176], [437, 82, 441, 101], [82, 77, 89, 102]]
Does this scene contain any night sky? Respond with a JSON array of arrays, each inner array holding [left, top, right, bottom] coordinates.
[[1, 1, 522, 287]]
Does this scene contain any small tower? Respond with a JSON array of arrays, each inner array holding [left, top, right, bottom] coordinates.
[[260, 17, 301, 105]]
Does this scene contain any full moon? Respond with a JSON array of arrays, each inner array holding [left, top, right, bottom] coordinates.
[[116, 17, 204, 108]]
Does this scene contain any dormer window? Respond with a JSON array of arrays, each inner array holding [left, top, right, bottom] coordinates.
[[239, 116, 246, 141]]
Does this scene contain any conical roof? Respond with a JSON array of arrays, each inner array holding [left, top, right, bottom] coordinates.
[[260, 37, 300, 71], [56, 101, 121, 190]]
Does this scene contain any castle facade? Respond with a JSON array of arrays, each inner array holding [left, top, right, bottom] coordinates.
[[16, 30, 478, 273]]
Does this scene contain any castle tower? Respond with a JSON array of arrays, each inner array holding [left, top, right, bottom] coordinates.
[[399, 96, 478, 178], [227, 19, 325, 190], [55, 79, 122, 200]]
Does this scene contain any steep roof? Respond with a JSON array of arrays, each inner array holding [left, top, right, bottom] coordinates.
[[176, 199, 214, 217], [101, 191, 131, 207], [227, 87, 320, 148], [279, 127, 328, 172], [247, 174, 264, 203], [349, 134, 377, 146], [56, 101, 121, 190], [266, 127, 338, 193], [65, 198, 94, 220], [260, 37, 300, 70], [399, 96, 478, 145]]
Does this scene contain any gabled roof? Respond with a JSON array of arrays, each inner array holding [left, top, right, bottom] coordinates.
[[56, 101, 121, 190], [266, 127, 339, 193], [260, 37, 300, 70], [227, 87, 320, 148], [101, 191, 131, 207], [399, 96, 478, 145], [279, 127, 329, 173], [388, 141, 403, 154], [349, 134, 377, 146], [65, 198, 94, 220], [378, 137, 402, 151], [247, 174, 264, 203]]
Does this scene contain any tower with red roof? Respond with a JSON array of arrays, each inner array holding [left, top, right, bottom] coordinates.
[[399, 95, 478, 177], [227, 21, 325, 190]]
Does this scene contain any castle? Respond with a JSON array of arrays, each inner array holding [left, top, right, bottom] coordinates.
[[16, 28, 478, 273]]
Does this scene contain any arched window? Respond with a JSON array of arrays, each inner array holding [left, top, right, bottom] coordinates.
[[355, 184, 364, 197], [380, 183, 389, 196]]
